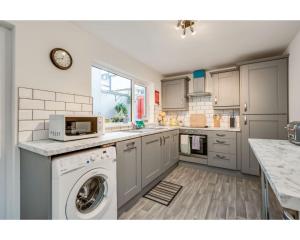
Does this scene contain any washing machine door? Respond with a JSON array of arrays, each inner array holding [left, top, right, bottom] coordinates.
[[65, 168, 113, 219]]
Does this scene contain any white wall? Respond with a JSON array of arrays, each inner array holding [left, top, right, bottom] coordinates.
[[12, 21, 162, 120], [286, 30, 300, 121]]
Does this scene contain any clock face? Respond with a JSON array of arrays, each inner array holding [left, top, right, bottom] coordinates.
[[50, 48, 72, 70]]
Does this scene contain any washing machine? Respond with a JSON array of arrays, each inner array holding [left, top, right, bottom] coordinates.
[[52, 146, 117, 220]]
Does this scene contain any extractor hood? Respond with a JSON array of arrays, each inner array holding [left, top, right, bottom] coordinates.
[[187, 70, 211, 97]]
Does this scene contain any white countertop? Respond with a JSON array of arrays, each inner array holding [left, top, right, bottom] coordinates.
[[18, 126, 240, 157], [180, 126, 240, 132], [18, 127, 179, 157], [249, 139, 300, 211]]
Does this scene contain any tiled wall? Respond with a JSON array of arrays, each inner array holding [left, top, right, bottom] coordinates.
[[165, 96, 239, 127], [18, 87, 93, 142]]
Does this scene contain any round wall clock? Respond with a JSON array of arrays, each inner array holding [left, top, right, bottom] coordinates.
[[50, 48, 73, 70]]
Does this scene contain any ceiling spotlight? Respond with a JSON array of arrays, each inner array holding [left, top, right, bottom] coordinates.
[[176, 20, 196, 38]]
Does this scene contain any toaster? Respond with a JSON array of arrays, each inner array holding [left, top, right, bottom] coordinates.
[[287, 122, 300, 145]]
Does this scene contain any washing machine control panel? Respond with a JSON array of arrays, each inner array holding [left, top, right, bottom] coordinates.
[[54, 147, 116, 175]]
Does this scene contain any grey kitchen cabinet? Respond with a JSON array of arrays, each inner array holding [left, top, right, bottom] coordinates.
[[116, 138, 142, 208], [240, 58, 288, 115], [208, 152, 237, 170], [161, 130, 179, 171], [141, 133, 163, 188], [208, 132, 237, 170], [161, 132, 172, 172], [208, 137, 236, 155], [142, 130, 180, 188], [212, 70, 239, 108], [170, 130, 179, 165], [162, 78, 188, 111], [241, 114, 287, 175]]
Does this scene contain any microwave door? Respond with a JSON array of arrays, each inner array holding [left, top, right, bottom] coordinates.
[[76, 122, 92, 134]]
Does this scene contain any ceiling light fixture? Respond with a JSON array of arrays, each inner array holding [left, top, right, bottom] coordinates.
[[176, 20, 196, 38]]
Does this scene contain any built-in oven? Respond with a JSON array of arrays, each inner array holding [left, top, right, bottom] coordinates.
[[179, 129, 208, 157]]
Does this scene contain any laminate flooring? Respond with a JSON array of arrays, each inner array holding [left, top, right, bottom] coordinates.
[[119, 164, 262, 220]]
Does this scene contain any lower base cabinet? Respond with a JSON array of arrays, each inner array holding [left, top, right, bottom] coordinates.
[[170, 130, 179, 165], [116, 138, 142, 208], [241, 115, 287, 176], [207, 131, 237, 170], [142, 130, 180, 188], [208, 152, 237, 170], [141, 133, 162, 188], [117, 130, 180, 208]]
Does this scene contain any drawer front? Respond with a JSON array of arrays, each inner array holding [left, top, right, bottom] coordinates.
[[210, 131, 236, 139], [179, 154, 208, 165], [208, 152, 237, 170], [208, 137, 236, 154]]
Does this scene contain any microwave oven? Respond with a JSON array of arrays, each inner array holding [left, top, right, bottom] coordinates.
[[49, 115, 105, 141]]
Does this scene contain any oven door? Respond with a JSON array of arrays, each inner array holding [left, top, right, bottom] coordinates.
[[189, 135, 207, 156]]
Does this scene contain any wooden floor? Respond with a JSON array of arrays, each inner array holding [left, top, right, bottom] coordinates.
[[119, 164, 262, 220]]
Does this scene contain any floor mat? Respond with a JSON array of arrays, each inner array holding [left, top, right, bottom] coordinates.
[[143, 181, 182, 206]]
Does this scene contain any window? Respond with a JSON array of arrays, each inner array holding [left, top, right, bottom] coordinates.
[[91, 66, 147, 124]]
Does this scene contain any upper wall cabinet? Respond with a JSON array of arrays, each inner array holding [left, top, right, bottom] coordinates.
[[212, 70, 240, 109], [240, 58, 288, 115], [161, 77, 188, 111]]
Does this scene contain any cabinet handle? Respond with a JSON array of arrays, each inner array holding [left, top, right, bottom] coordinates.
[[216, 140, 226, 144], [244, 116, 247, 125], [244, 103, 247, 112], [216, 133, 225, 137], [214, 96, 218, 105], [147, 139, 159, 145], [126, 142, 135, 147], [216, 154, 227, 160], [125, 147, 135, 151], [160, 137, 162, 146]]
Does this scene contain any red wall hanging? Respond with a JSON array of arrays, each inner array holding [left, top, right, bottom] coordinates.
[[155, 90, 160, 105]]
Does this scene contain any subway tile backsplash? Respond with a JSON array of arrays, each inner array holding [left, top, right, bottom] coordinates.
[[165, 96, 239, 127], [18, 87, 93, 142]]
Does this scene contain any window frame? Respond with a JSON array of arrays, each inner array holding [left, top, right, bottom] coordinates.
[[91, 64, 148, 125]]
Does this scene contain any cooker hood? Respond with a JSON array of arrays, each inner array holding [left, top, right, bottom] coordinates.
[[187, 70, 211, 97]]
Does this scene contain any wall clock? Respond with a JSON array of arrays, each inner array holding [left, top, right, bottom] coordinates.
[[50, 48, 73, 70]]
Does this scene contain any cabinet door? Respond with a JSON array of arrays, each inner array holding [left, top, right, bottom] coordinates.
[[240, 58, 288, 115], [213, 71, 239, 107], [170, 130, 179, 165], [162, 79, 187, 110], [241, 115, 287, 175], [142, 133, 162, 188], [161, 132, 172, 172], [116, 138, 142, 208]]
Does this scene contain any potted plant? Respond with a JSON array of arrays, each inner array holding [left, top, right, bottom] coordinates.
[[112, 103, 128, 122]]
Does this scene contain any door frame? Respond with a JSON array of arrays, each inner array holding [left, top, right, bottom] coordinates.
[[0, 21, 17, 219]]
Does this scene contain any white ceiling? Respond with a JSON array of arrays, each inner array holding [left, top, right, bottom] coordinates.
[[76, 21, 300, 75]]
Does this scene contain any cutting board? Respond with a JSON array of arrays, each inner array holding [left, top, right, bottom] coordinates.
[[190, 114, 207, 128]]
